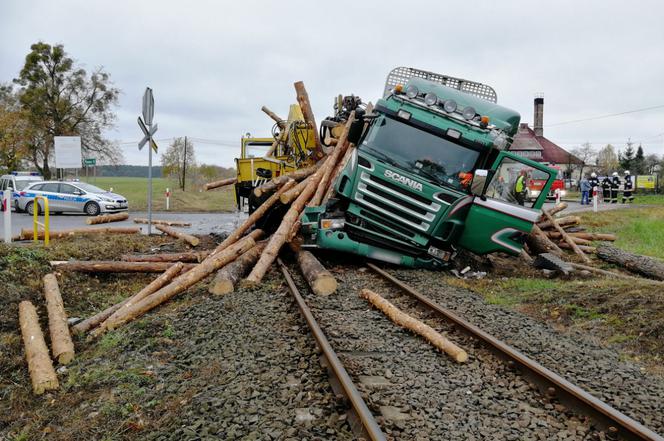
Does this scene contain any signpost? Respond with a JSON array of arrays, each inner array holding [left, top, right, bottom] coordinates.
[[138, 87, 158, 235]]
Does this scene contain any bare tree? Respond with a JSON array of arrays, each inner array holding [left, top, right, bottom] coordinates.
[[596, 144, 619, 175], [571, 142, 596, 181], [160, 137, 196, 190]]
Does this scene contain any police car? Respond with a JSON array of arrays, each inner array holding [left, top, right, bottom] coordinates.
[[0, 172, 43, 211], [17, 181, 128, 216]]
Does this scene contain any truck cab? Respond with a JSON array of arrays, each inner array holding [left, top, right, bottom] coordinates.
[[300, 67, 556, 268]]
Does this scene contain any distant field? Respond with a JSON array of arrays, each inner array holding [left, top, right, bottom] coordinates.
[[81, 177, 236, 212]]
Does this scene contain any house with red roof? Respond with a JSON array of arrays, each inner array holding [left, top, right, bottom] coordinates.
[[509, 97, 583, 178]]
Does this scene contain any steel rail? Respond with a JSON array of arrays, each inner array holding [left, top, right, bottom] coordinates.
[[278, 259, 387, 441], [367, 262, 664, 441]]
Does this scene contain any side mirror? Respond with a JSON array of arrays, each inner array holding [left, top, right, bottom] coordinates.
[[471, 169, 489, 196]]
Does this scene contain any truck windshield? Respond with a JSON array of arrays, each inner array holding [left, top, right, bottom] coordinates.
[[360, 115, 480, 190]]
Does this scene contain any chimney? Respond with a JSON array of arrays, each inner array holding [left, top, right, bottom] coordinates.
[[533, 95, 544, 137]]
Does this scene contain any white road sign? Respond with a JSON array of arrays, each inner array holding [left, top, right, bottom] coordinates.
[[54, 136, 82, 168], [142, 87, 154, 126]]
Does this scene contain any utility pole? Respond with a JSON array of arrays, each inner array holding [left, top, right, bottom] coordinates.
[[182, 136, 187, 191]]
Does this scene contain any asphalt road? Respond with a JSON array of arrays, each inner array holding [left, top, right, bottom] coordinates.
[[0, 210, 246, 237]]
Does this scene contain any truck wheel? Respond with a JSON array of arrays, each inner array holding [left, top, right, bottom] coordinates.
[[26, 201, 41, 216], [84, 202, 101, 216]]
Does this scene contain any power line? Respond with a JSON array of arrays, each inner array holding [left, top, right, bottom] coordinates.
[[545, 104, 664, 127]]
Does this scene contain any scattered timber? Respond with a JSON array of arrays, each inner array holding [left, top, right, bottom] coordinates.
[[280, 176, 312, 205], [527, 224, 564, 257], [133, 218, 191, 227], [261, 106, 286, 129], [88, 262, 186, 338], [558, 243, 597, 253], [42, 274, 75, 364], [294, 81, 322, 156], [289, 242, 337, 295], [19, 301, 59, 394], [538, 202, 568, 220], [121, 251, 210, 263], [359, 289, 467, 363], [537, 215, 580, 230], [50, 260, 195, 273], [86, 212, 129, 225], [23, 227, 140, 240], [253, 165, 318, 198], [103, 233, 261, 331], [541, 210, 590, 263], [209, 243, 266, 295], [155, 224, 200, 247], [322, 143, 355, 203], [546, 231, 616, 242], [204, 177, 237, 191], [596, 245, 664, 280]]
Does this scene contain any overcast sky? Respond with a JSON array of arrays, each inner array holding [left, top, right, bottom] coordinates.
[[2, 0, 663, 167]]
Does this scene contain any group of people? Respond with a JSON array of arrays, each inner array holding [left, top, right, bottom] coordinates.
[[579, 170, 634, 205]]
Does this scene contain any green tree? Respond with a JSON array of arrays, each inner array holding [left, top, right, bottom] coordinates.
[[596, 144, 619, 175], [0, 84, 30, 171], [633, 144, 645, 174], [618, 140, 635, 172], [644, 153, 660, 174], [13, 42, 121, 178], [160, 137, 196, 190]]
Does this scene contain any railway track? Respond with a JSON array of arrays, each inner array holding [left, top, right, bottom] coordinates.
[[279, 259, 664, 441]]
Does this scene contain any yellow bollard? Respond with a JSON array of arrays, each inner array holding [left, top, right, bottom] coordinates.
[[32, 196, 49, 246]]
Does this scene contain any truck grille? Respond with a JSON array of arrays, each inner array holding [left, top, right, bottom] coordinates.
[[354, 171, 441, 232]]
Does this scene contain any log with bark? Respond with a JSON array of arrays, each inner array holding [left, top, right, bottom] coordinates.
[[204, 177, 237, 191], [322, 143, 355, 203], [545, 231, 616, 242], [265, 128, 288, 158], [24, 227, 141, 240], [88, 262, 186, 338], [253, 164, 319, 198], [541, 210, 591, 263], [51, 260, 195, 273], [289, 242, 337, 295], [121, 251, 210, 263], [294, 81, 322, 157], [359, 289, 467, 363], [86, 212, 129, 225], [214, 181, 296, 254], [537, 215, 580, 230], [261, 106, 286, 129], [42, 274, 75, 364], [596, 245, 664, 280], [526, 224, 564, 257], [558, 243, 597, 253], [102, 233, 261, 332], [133, 218, 191, 227], [538, 202, 568, 220], [279, 175, 312, 205], [19, 301, 59, 394], [155, 224, 200, 247], [245, 158, 332, 284], [209, 242, 266, 295]]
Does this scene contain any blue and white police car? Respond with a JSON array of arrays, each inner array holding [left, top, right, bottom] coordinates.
[[0, 172, 43, 211], [17, 181, 128, 216]]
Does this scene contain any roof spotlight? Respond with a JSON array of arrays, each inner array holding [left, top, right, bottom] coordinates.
[[443, 99, 457, 113], [424, 92, 438, 106], [462, 106, 477, 120], [405, 85, 419, 99]]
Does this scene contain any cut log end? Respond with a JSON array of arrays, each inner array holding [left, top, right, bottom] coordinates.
[[209, 280, 234, 295], [311, 275, 337, 296]]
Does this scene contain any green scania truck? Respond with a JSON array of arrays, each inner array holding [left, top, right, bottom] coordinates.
[[300, 67, 556, 268]]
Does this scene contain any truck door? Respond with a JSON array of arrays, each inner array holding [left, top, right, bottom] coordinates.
[[457, 152, 554, 256]]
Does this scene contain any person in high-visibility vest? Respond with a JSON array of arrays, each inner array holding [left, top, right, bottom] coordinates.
[[514, 169, 528, 206]]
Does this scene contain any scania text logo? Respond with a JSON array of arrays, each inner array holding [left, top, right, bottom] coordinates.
[[384, 169, 423, 191]]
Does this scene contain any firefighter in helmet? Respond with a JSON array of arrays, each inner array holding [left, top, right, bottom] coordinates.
[[610, 171, 620, 204], [622, 170, 634, 203], [601, 174, 611, 203]]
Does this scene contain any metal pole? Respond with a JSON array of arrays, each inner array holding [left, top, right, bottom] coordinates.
[[182, 136, 187, 191], [147, 126, 153, 235], [4, 187, 12, 244]]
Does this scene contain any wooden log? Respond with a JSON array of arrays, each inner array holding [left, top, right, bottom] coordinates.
[[253, 164, 319, 198], [103, 234, 260, 331], [51, 260, 195, 273], [549, 235, 593, 246], [215, 180, 296, 255], [546, 231, 617, 242], [265, 128, 288, 158], [88, 262, 185, 338], [294, 81, 322, 157], [24, 227, 140, 240], [86, 212, 129, 225], [542, 210, 591, 263], [246, 158, 332, 284], [322, 143, 355, 203], [204, 177, 237, 191], [359, 289, 467, 363], [121, 251, 210, 263], [596, 245, 664, 280], [309, 112, 355, 207], [538, 202, 568, 221], [293, 248, 337, 295], [133, 218, 191, 227], [568, 262, 664, 284], [42, 274, 75, 364], [209, 243, 266, 295], [526, 224, 564, 257], [558, 243, 597, 253], [155, 224, 199, 247], [537, 215, 580, 230], [261, 106, 286, 129], [18, 301, 59, 394], [280, 176, 311, 205]]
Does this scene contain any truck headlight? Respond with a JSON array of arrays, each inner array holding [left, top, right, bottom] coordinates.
[[405, 85, 419, 98], [424, 92, 438, 106], [321, 219, 345, 230]]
